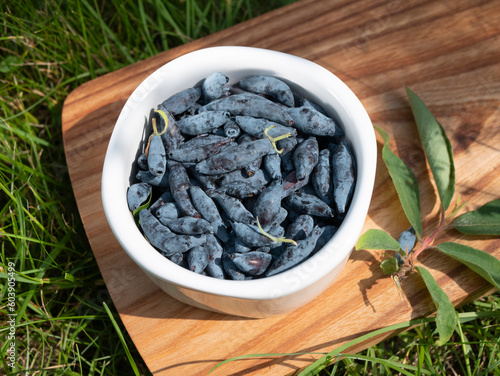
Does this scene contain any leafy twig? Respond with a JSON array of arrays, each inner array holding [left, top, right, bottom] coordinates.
[[356, 88, 500, 346]]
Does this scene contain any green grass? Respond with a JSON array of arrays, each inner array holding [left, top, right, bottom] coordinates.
[[316, 297, 500, 376], [0, 1, 498, 375]]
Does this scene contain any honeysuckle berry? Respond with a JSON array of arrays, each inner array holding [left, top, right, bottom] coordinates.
[[238, 75, 295, 107]]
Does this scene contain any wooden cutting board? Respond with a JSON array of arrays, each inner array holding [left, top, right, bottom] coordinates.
[[62, 0, 500, 374]]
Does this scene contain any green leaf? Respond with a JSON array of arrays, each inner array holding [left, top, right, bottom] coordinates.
[[355, 229, 403, 252], [0, 55, 23, 73], [375, 126, 422, 237], [406, 87, 455, 211], [453, 198, 500, 235], [415, 266, 457, 346], [381, 257, 399, 275], [435, 242, 500, 289]]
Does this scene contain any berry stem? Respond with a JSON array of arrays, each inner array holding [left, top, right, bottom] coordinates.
[[145, 111, 170, 156], [256, 217, 297, 246], [153, 110, 169, 135], [410, 209, 446, 261], [264, 125, 291, 154]]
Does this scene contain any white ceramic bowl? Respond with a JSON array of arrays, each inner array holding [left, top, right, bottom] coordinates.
[[102, 46, 376, 318]]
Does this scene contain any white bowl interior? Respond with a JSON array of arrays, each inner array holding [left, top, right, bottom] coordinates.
[[102, 46, 376, 303]]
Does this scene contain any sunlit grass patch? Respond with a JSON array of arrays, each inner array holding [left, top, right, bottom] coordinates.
[[0, 1, 296, 374]]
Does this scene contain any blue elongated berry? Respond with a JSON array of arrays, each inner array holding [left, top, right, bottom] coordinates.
[[137, 153, 148, 170], [330, 140, 355, 214], [281, 171, 310, 198], [244, 155, 262, 177], [220, 168, 271, 190], [160, 87, 201, 115], [139, 209, 206, 255], [189, 167, 219, 190], [293, 137, 319, 180], [136, 170, 169, 188], [231, 221, 277, 247], [195, 138, 273, 175], [167, 161, 201, 218], [252, 179, 283, 228], [231, 251, 273, 276], [286, 105, 337, 136], [189, 185, 222, 222], [263, 153, 281, 180], [177, 111, 230, 136], [266, 226, 325, 276], [285, 214, 314, 241], [286, 191, 334, 218], [189, 186, 228, 242], [167, 252, 186, 267], [205, 234, 225, 279], [300, 97, 328, 115], [168, 135, 234, 163], [207, 190, 256, 225], [159, 216, 213, 235], [398, 227, 416, 255], [147, 135, 166, 176], [155, 202, 181, 220], [219, 180, 262, 198], [234, 116, 296, 139], [278, 137, 298, 173], [149, 191, 174, 214], [238, 75, 295, 107], [202, 72, 229, 103], [312, 148, 333, 205], [155, 106, 184, 152], [127, 182, 152, 211], [187, 246, 209, 273], [199, 93, 293, 126], [234, 236, 252, 253], [221, 236, 247, 280], [312, 225, 338, 255], [270, 206, 288, 224], [222, 253, 246, 280]]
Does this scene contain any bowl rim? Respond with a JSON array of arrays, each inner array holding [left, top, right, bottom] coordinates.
[[101, 46, 377, 301]]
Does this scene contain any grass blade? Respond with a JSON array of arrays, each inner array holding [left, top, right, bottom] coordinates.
[[209, 352, 325, 374], [297, 317, 442, 375], [79, 0, 134, 64], [337, 353, 434, 375], [406, 87, 455, 211], [102, 302, 140, 376]]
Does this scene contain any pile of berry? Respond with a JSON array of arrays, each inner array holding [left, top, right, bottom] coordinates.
[[127, 73, 356, 279]]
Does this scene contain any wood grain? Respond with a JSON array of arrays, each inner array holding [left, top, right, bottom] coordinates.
[[62, 0, 500, 374]]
